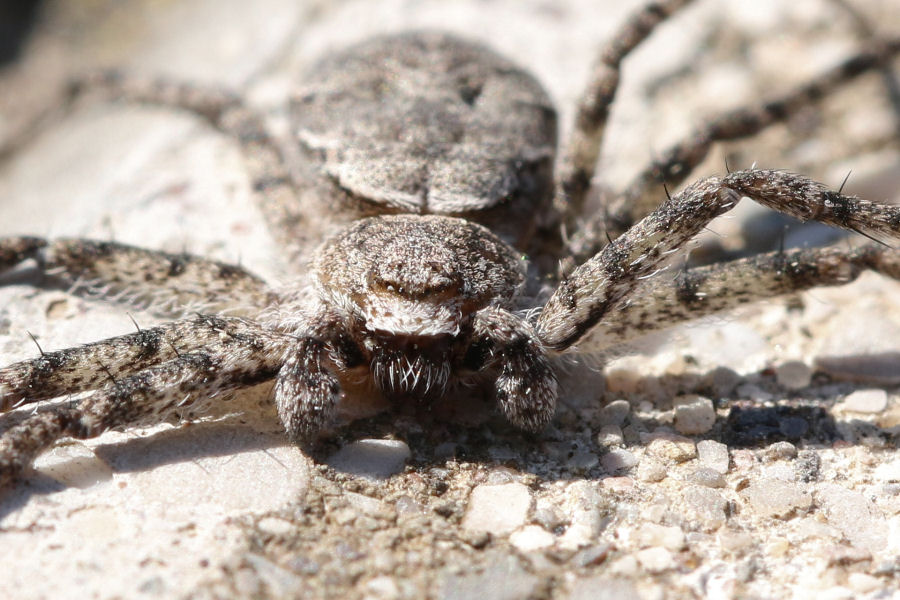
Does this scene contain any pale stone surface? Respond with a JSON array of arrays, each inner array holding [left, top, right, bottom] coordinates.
[[461, 483, 532, 536]]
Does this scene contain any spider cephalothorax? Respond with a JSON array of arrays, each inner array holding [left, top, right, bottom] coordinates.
[[1, 1, 900, 486], [277, 213, 556, 440]]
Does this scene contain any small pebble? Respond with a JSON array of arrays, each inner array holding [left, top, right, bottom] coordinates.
[[742, 479, 811, 518], [690, 467, 726, 488], [682, 486, 727, 532], [763, 441, 797, 461], [637, 458, 668, 482], [817, 484, 888, 552], [775, 361, 812, 390], [33, 443, 113, 489], [847, 573, 881, 594], [766, 538, 790, 557], [326, 439, 411, 480], [633, 523, 685, 551], [731, 449, 757, 470], [365, 576, 400, 600], [256, 517, 294, 536], [673, 395, 717, 435], [636, 547, 675, 573], [704, 366, 741, 397], [841, 389, 888, 414], [596, 424, 624, 447], [599, 399, 631, 426], [697, 440, 730, 474], [609, 555, 639, 577], [509, 525, 555, 553], [645, 434, 697, 463], [600, 449, 638, 474], [461, 483, 532, 536], [559, 481, 604, 550]]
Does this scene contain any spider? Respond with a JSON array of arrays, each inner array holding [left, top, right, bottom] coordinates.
[[1, 0, 900, 488]]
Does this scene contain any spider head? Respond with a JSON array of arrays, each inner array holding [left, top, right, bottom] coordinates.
[[311, 214, 525, 400]]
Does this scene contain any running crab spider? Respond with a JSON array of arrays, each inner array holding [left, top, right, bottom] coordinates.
[[1, 0, 900, 486]]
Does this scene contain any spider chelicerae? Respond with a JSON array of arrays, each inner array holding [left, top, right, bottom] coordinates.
[[1, 0, 899, 487]]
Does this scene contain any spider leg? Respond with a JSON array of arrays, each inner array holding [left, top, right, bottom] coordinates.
[[570, 37, 900, 258], [537, 169, 900, 350], [467, 307, 557, 432], [0, 323, 290, 487], [0, 315, 290, 411], [0, 237, 276, 317], [274, 337, 342, 444], [581, 243, 900, 351], [557, 0, 695, 222]]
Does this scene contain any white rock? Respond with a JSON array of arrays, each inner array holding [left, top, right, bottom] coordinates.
[[257, 517, 294, 536], [636, 547, 675, 573], [697, 440, 730, 474], [673, 395, 716, 435], [817, 483, 888, 552], [326, 439, 411, 480], [509, 526, 555, 552], [841, 389, 888, 414], [637, 458, 668, 482], [33, 443, 113, 489], [743, 479, 812, 518], [365, 576, 401, 600], [874, 459, 900, 482], [632, 523, 685, 551], [599, 400, 631, 426], [645, 434, 697, 463], [596, 424, 625, 447], [461, 483, 532, 536], [600, 449, 638, 474], [847, 573, 881, 594], [559, 481, 604, 549]]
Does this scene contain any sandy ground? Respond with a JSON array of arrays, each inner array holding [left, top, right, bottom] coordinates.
[[1, 0, 900, 598]]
